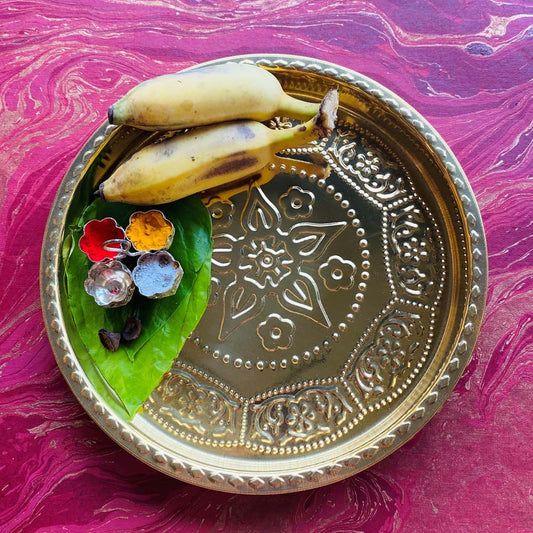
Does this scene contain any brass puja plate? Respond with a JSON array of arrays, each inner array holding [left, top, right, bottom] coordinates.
[[40, 54, 488, 494]]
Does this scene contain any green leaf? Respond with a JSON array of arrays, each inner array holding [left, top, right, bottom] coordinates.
[[64, 196, 212, 420]]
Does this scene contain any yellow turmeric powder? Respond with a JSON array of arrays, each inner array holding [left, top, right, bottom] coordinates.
[[126, 210, 174, 251]]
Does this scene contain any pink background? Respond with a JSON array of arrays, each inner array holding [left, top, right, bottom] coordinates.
[[1, 1, 532, 532]]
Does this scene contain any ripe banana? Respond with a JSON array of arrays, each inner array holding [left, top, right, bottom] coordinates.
[[108, 63, 322, 131], [98, 89, 338, 206]]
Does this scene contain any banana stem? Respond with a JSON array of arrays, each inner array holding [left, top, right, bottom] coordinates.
[[270, 89, 339, 152], [278, 93, 322, 120]]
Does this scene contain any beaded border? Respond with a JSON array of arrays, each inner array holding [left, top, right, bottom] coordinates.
[[40, 54, 487, 494]]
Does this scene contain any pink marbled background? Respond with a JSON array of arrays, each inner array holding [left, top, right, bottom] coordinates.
[[1, 1, 532, 532]]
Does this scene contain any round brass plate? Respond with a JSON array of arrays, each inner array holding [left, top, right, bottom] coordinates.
[[40, 54, 487, 494]]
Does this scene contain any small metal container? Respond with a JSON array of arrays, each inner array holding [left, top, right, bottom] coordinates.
[[126, 210, 175, 252], [80, 210, 180, 304], [84, 260, 134, 308], [79, 217, 127, 263], [132, 250, 184, 299]]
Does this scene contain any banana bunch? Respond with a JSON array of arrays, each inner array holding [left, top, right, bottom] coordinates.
[[100, 63, 339, 206]]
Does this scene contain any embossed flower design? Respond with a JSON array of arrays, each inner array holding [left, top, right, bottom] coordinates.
[[330, 133, 404, 202], [258, 314, 295, 352], [377, 338, 403, 373], [84, 260, 134, 307], [286, 400, 315, 435], [241, 235, 293, 289], [399, 237, 430, 264], [211, 187, 348, 341], [319, 255, 356, 291], [209, 199, 235, 229], [390, 205, 436, 296], [355, 151, 381, 178], [280, 186, 314, 219], [175, 383, 206, 419], [350, 310, 423, 397], [79, 218, 126, 262], [355, 150, 399, 197]]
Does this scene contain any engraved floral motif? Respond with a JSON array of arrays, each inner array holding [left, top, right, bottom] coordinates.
[[280, 186, 314, 219], [157, 371, 239, 438], [249, 386, 353, 446], [209, 199, 235, 230], [257, 314, 295, 351], [209, 186, 347, 341], [319, 255, 356, 291], [327, 130, 406, 202], [354, 151, 380, 178], [388, 203, 437, 298], [286, 400, 315, 435], [241, 235, 293, 289], [347, 310, 424, 399]]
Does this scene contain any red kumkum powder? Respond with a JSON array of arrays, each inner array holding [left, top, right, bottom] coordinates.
[[79, 218, 127, 263]]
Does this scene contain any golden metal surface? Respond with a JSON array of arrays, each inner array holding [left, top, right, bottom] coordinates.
[[40, 54, 488, 494]]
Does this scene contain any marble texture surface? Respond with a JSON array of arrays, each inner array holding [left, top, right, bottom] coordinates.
[[1, 1, 532, 532]]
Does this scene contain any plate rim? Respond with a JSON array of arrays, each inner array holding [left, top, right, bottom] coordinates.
[[40, 53, 488, 494]]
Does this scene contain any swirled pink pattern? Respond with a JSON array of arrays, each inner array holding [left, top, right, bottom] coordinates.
[[1, 1, 532, 532]]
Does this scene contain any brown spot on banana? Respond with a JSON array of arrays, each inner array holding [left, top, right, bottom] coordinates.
[[203, 155, 259, 180]]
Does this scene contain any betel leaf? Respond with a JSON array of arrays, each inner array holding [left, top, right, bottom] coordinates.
[[64, 196, 212, 420]]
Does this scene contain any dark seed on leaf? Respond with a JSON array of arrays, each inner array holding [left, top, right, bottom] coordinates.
[[122, 316, 142, 342], [99, 329, 121, 352]]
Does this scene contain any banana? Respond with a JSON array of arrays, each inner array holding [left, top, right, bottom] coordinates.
[[98, 89, 338, 206], [108, 63, 322, 131]]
